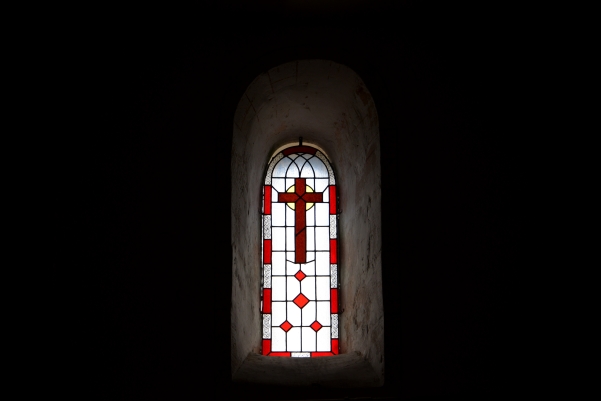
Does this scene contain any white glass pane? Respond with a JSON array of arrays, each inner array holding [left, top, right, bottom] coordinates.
[[291, 352, 310, 357], [296, 155, 310, 167], [308, 157, 328, 178], [315, 178, 328, 193], [302, 260, 315, 276], [272, 178, 286, 192], [272, 302, 286, 325], [322, 185, 329, 202], [273, 157, 293, 177], [306, 205, 315, 226], [299, 160, 315, 178], [286, 227, 295, 251], [286, 161, 300, 178], [285, 202, 295, 225], [307, 179, 315, 194], [300, 276, 316, 300], [306, 226, 315, 251], [272, 203, 285, 226], [285, 178, 296, 191], [288, 154, 300, 160], [272, 327, 286, 351], [316, 327, 331, 351], [316, 277, 330, 300], [272, 227, 285, 250], [272, 277, 286, 300], [301, 327, 317, 352], [315, 252, 329, 275], [287, 301, 301, 326], [286, 251, 295, 263], [315, 203, 329, 226], [287, 260, 300, 275], [272, 252, 286, 275], [287, 276, 300, 301], [315, 227, 329, 250], [301, 300, 316, 326], [317, 301, 330, 325], [287, 327, 301, 352]]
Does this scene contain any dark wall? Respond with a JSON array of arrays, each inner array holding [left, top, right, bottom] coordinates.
[[69, 2, 526, 399]]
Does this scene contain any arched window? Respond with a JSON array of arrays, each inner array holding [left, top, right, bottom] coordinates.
[[231, 60, 383, 386], [261, 142, 339, 357]]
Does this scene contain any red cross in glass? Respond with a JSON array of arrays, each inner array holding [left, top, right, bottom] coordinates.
[[277, 178, 324, 263]]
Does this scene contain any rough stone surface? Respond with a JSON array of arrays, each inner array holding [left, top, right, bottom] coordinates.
[[231, 60, 383, 386], [234, 352, 380, 387]]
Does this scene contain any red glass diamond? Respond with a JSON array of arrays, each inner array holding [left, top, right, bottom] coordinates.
[[310, 320, 322, 332], [294, 270, 306, 281], [293, 293, 309, 309], [280, 320, 292, 332]]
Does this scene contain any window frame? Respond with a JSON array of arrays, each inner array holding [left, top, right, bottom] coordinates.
[[260, 143, 340, 357]]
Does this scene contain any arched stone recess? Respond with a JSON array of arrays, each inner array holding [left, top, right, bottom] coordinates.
[[231, 60, 383, 387]]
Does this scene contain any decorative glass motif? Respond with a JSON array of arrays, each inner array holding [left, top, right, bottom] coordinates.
[[261, 144, 339, 357]]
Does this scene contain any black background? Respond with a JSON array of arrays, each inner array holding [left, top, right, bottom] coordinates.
[[65, 2, 530, 399]]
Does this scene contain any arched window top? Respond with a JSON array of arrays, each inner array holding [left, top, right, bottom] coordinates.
[[266, 145, 335, 185]]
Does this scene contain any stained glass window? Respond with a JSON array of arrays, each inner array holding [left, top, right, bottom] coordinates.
[[261, 143, 339, 357]]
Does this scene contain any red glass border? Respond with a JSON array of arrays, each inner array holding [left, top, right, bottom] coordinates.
[[263, 239, 271, 263], [262, 289, 272, 313], [311, 352, 334, 357], [263, 185, 271, 214], [329, 186, 337, 214], [331, 289, 338, 313], [282, 146, 317, 156], [330, 239, 337, 263], [262, 339, 271, 355]]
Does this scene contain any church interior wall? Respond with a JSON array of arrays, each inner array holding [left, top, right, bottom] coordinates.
[[71, 2, 524, 399]]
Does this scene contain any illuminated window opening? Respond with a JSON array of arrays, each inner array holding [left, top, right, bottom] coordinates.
[[261, 140, 340, 357]]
